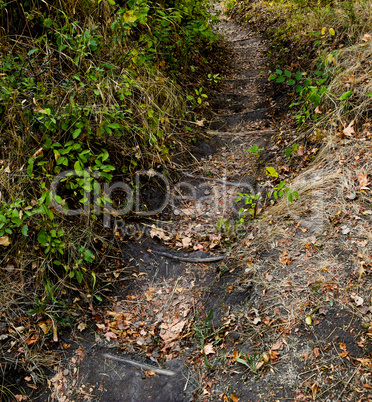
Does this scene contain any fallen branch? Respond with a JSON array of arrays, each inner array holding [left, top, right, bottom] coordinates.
[[151, 250, 225, 263], [103, 353, 176, 376]]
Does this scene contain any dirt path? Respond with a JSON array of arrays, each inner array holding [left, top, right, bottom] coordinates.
[[46, 3, 372, 402]]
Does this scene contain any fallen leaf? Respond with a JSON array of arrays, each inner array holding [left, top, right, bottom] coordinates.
[[193, 244, 204, 251], [104, 331, 118, 341], [362, 33, 371, 42], [230, 394, 239, 402], [233, 350, 240, 361], [351, 294, 364, 306], [38, 322, 49, 335], [279, 252, 291, 265], [296, 145, 304, 156], [149, 226, 171, 241], [305, 315, 312, 325], [313, 347, 320, 358], [204, 343, 216, 355], [311, 382, 319, 400], [269, 349, 280, 363], [15, 395, 28, 401], [0, 236, 11, 247], [182, 237, 192, 248], [358, 174, 370, 189], [77, 322, 87, 332], [265, 274, 273, 282], [160, 320, 186, 344], [271, 341, 283, 351], [343, 120, 355, 137], [195, 120, 204, 127]]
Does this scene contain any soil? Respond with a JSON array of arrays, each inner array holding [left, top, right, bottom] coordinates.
[[20, 2, 372, 401]]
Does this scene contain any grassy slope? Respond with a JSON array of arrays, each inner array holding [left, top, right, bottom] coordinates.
[[226, 0, 372, 399]]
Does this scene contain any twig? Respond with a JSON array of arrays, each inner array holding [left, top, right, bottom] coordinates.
[[151, 250, 225, 263], [103, 353, 175, 376], [206, 129, 276, 136], [183, 173, 244, 187], [337, 366, 360, 399]]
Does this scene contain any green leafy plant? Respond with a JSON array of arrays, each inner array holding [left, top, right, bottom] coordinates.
[[194, 309, 230, 370], [207, 73, 222, 84], [236, 191, 261, 221], [285, 143, 299, 158], [266, 167, 298, 202], [187, 87, 208, 106], [246, 144, 264, 157], [236, 352, 265, 375]]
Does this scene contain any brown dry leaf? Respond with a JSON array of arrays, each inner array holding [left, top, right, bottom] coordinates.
[[160, 320, 186, 344], [195, 120, 204, 127], [104, 331, 118, 341], [96, 323, 105, 330], [233, 350, 240, 361], [193, 244, 204, 251], [358, 174, 370, 189], [230, 394, 239, 402], [269, 349, 280, 363], [145, 370, 157, 376], [339, 343, 347, 352], [356, 358, 372, 367], [77, 322, 87, 332], [271, 341, 283, 351], [0, 236, 11, 247], [181, 237, 192, 248], [15, 395, 28, 401], [204, 343, 216, 355], [343, 120, 355, 137], [296, 145, 304, 156], [149, 226, 171, 241], [362, 33, 371, 42], [25, 334, 38, 345], [279, 252, 291, 265], [313, 347, 320, 358], [38, 322, 49, 335], [311, 382, 319, 400]]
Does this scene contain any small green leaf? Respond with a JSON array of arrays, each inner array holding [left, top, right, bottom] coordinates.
[[276, 76, 285, 83], [284, 70, 292, 78], [28, 48, 39, 56], [72, 128, 81, 139], [287, 79, 296, 86], [21, 225, 28, 237], [236, 357, 250, 368], [295, 71, 303, 81], [295, 84, 303, 93], [285, 148, 292, 158], [276, 69, 283, 75], [76, 271, 83, 283], [338, 91, 352, 100]]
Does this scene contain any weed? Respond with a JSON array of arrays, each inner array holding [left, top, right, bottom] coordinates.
[[194, 309, 231, 369], [236, 351, 265, 375], [246, 144, 264, 157]]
